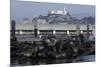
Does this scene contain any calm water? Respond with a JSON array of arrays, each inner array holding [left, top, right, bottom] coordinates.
[[11, 55, 95, 66]]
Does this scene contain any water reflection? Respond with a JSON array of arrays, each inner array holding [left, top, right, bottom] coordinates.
[[11, 55, 95, 66]]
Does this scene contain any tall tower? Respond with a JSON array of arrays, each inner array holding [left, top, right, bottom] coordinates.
[[63, 7, 67, 15]]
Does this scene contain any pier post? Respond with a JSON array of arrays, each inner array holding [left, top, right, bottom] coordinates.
[[33, 18, 38, 37], [87, 23, 89, 40], [34, 29, 38, 37], [76, 24, 80, 36], [11, 20, 16, 41]]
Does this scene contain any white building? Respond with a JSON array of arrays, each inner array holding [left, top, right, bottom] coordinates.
[[48, 7, 67, 15]]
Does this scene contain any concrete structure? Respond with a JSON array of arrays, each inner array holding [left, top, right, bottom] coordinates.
[[76, 24, 80, 36], [13, 23, 95, 36]]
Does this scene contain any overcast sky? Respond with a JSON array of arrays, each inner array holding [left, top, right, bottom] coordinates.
[[10, 0, 95, 22]]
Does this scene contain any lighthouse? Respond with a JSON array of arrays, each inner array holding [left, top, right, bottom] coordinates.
[[63, 7, 67, 15]]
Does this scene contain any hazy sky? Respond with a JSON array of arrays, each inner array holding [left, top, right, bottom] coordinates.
[[11, 0, 95, 22]]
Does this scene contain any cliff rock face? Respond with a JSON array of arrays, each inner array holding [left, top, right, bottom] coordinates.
[[80, 16, 95, 24], [33, 14, 95, 24], [30, 9, 95, 24]]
